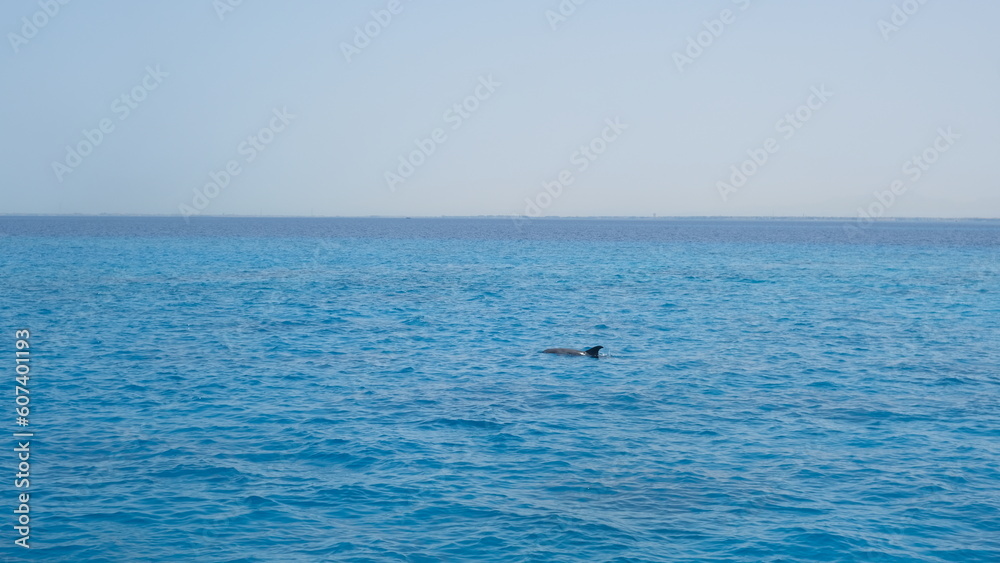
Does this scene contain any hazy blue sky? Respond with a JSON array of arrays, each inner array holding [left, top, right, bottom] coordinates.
[[3, 0, 998, 217]]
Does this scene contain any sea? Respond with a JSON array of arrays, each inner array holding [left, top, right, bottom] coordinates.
[[1, 216, 998, 562]]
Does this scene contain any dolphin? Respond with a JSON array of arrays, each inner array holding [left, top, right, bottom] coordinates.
[[542, 346, 603, 357]]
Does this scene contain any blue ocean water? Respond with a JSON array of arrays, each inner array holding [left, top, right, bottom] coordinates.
[[1, 217, 999, 562]]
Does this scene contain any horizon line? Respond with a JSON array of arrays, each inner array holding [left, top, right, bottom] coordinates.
[[2, 214, 1000, 221]]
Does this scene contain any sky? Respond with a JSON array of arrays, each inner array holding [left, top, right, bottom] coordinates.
[[2, 0, 999, 218]]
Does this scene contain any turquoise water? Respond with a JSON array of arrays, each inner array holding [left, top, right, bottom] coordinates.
[[1, 217, 999, 562]]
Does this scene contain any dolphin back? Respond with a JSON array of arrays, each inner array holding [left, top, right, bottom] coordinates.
[[543, 348, 586, 355], [542, 346, 603, 357]]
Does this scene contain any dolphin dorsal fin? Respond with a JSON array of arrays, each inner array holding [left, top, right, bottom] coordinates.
[[584, 346, 603, 357]]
